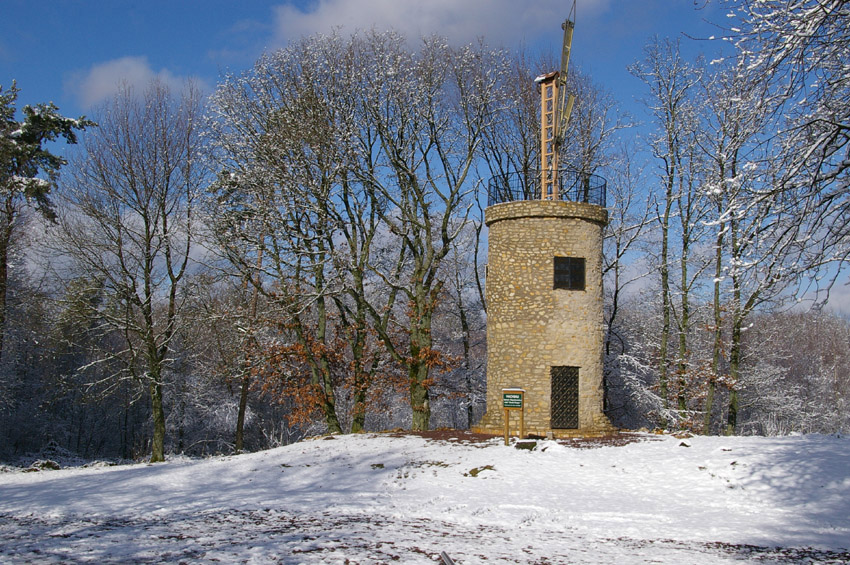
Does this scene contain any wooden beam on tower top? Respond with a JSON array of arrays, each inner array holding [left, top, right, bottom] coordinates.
[[535, 71, 559, 201]]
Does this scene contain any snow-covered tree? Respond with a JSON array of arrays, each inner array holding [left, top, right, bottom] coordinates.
[[696, 54, 781, 434], [729, 0, 850, 280], [740, 310, 850, 435]]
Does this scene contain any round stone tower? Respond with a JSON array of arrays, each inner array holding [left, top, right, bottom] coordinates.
[[474, 191, 614, 437]]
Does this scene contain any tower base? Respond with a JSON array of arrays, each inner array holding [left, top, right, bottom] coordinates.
[[482, 200, 613, 437]]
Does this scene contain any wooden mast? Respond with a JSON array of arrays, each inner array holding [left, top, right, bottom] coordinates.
[[536, 4, 576, 201], [537, 72, 559, 200]]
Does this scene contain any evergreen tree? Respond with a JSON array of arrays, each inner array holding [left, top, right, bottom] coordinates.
[[0, 81, 92, 362]]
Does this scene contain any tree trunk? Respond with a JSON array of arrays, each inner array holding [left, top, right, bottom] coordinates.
[[406, 291, 438, 432], [234, 373, 250, 452], [236, 245, 263, 452], [726, 318, 742, 435], [659, 119, 677, 425], [725, 212, 743, 436], [350, 383, 367, 433], [408, 302, 433, 431], [320, 363, 343, 434], [315, 288, 342, 434], [122, 399, 130, 460], [0, 200, 14, 364], [149, 376, 166, 462], [456, 269, 474, 429], [349, 313, 368, 433], [0, 232, 7, 365], [659, 195, 672, 424], [677, 239, 689, 413], [409, 363, 431, 431], [705, 202, 725, 435]]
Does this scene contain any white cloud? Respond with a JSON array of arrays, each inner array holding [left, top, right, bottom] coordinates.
[[66, 56, 200, 110], [818, 279, 850, 317], [270, 0, 610, 48]]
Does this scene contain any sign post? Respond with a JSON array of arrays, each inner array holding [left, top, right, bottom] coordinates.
[[502, 388, 525, 445]]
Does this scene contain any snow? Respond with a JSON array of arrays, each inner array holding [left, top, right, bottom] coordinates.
[[1, 432, 849, 563]]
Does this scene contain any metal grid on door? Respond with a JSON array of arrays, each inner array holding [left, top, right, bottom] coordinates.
[[551, 366, 579, 428]]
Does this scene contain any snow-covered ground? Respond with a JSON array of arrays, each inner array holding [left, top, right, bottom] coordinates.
[[1, 432, 849, 563]]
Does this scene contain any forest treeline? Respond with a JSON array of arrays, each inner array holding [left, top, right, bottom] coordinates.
[[1, 1, 848, 462]]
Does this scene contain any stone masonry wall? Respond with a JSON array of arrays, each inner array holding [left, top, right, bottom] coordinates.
[[474, 200, 614, 437]]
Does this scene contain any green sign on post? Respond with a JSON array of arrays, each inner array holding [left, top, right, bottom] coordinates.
[[503, 391, 523, 409], [502, 388, 525, 445]]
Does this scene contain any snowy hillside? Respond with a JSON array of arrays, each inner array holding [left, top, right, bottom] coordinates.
[[1, 432, 849, 563]]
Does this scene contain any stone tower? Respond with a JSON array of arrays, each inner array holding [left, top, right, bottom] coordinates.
[[472, 15, 613, 438], [474, 173, 614, 437]]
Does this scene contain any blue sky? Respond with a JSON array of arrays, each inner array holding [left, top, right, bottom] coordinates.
[[1, 0, 733, 119], [4, 1, 848, 310]]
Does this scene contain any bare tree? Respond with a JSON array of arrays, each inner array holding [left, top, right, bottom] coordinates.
[[601, 144, 652, 420], [435, 220, 487, 429], [713, 1, 848, 301], [695, 55, 771, 433], [207, 33, 382, 435], [354, 33, 507, 430], [561, 68, 630, 176], [54, 80, 206, 462], [479, 48, 542, 200], [630, 37, 703, 425]]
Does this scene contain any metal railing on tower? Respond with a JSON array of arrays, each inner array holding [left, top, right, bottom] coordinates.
[[487, 168, 607, 208]]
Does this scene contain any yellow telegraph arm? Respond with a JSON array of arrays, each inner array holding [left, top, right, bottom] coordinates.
[[557, 5, 576, 152]]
